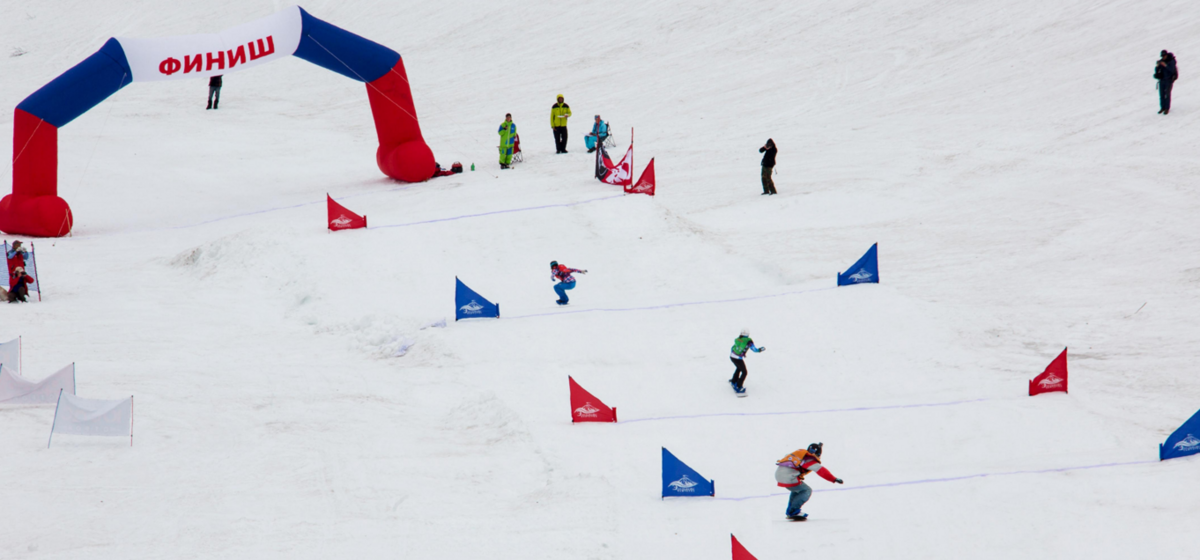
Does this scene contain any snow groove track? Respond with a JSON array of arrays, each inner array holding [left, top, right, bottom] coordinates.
[[714, 460, 1158, 501], [507, 285, 840, 319], [620, 398, 990, 424], [370, 193, 623, 229]]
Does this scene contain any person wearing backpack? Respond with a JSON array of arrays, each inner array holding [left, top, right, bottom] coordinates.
[[728, 329, 764, 395], [1155, 50, 1178, 115], [775, 443, 844, 520]]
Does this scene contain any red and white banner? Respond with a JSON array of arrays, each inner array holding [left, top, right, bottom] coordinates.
[[569, 376, 616, 423], [1029, 348, 1068, 396], [731, 535, 758, 560], [626, 158, 656, 195], [601, 145, 633, 187], [0, 364, 75, 405], [116, 6, 302, 82], [328, 195, 367, 231]]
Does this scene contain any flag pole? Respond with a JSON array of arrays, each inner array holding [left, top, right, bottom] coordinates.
[[48, 388, 63, 448], [130, 395, 134, 447]]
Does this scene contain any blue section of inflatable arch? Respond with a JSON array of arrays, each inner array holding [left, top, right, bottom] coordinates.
[[837, 243, 879, 286], [1160, 409, 1200, 461], [16, 38, 133, 127], [662, 448, 715, 498], [294, 7, 400, 82], [455, 278, 499, 321]]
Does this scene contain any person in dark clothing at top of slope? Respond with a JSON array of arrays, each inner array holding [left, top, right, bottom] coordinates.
[[207, 75, 223, 110], [1155, 51, 1178, 114], [550, 260, 587, 305], [759, 139, 778, 195]]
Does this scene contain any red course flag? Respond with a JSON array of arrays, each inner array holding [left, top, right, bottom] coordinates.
[[731, 534, 758, 560], [626, 158, 656, 195], [601, 145, 634, 187], [569, 376, 617, 423], [1029, 348, 1068, 396], [327, 194, 367, 231]]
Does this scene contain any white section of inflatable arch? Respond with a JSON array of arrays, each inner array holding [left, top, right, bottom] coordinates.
[[0, 364, 75, 405], [116, 5, 303, 82]]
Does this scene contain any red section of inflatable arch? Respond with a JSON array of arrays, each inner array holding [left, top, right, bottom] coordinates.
[[0, 109, 72, 238], [367, 59, 436, 184]]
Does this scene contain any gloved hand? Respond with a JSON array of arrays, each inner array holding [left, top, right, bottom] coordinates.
[[758, 347, 766, 352], [580, 270, 588, 274], [834, 478, 844, 484]]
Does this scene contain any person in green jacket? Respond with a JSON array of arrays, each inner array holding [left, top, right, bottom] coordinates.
[[498, 113, 516, 169], [729, 328, 765, 394], [551, 94, 572, 154]]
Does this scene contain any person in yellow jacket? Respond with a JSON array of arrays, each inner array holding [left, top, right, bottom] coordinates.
[[498, 113, 516, 169], [551, 94, 572, 154]]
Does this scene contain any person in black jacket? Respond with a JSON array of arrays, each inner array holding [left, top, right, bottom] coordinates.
[[1155, 51, 1177, 115], [759, 139, 778, 195], [207, 75, 223, 110]]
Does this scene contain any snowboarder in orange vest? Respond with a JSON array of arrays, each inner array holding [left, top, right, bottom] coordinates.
[[775, 443, 843, 520]]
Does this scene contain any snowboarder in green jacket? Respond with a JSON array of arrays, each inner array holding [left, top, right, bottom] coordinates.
[[498, 113, 517, 169], [729, 329, 764, 394]]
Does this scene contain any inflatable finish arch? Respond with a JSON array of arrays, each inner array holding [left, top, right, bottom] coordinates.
[[1, 6, 435, 237]]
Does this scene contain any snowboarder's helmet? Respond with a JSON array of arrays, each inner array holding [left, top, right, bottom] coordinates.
[[550, 261, 558, 268], [807, 442, 823, 457], [740, 328, 750, 337]]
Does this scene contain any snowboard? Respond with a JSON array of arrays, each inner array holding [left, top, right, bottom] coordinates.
[[730, 381, 747, 397], [786, 515, 808, 522]]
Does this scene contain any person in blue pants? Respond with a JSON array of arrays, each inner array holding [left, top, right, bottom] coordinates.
[[551, 261, 587, 305]]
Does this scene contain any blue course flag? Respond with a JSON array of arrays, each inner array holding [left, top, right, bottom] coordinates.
[[1160, 409, 1200, 461], [838, 243, 879, 286], [662, 448, 715, 498], [455, 277, 499, 321]]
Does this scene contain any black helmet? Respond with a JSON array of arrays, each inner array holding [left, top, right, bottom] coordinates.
[[550, 261, 559, 268], [807, 442, 823, 457]]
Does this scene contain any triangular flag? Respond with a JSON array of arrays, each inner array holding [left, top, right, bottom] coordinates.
[[626, 158, 655, 195], [1029, 348, 1068, 396], [327, 194, 367, 231], [662, 448, 715, 497], [837, 243, 878, 285], [568, 376, 617, 423], [1160, 408, 1200, 461], [455, 277, 500, 320], [601, 145, 633, 187], [731, 535, 758, 560]]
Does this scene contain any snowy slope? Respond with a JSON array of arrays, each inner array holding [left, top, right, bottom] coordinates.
[[2, 0, 1200, 558]]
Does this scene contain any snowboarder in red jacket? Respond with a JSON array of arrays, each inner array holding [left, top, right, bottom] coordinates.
[[774, 443, 843, 520], [550, 261, 587, 305]]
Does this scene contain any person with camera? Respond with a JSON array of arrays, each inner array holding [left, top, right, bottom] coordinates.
[[759, 138, 778, 194], [8, 266, 34, 303]]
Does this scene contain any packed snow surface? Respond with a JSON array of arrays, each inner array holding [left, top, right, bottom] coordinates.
[[3, 0, 1200, 558]]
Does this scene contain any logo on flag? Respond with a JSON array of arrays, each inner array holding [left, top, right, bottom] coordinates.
[[574, 402, 601, 417], [330, 215, 353, 227], [1174, 434, 1200, 451], [459, 300, 484, 314], [668, 475, 699, 492], [1038, 373, 1064, 387], [848, 269, 873, 282]]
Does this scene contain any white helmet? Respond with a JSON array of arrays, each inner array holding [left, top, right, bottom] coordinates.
[[740, 328, 750, 337]]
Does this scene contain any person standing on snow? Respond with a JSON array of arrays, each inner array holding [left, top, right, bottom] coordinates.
[[759, 139, 778, 195], [550, 260, 587, 305], [729, 329, 764, 394], [1155, 51, 1178, 115], [207, 75, 222, 110], [775, 443, 843, 520], [498, 113, 517, 169], [551, 95, 572, 153]]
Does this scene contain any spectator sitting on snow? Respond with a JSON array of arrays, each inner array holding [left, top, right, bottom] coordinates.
[[586, 115, 609, 153], [8, 266, 34, 303]]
